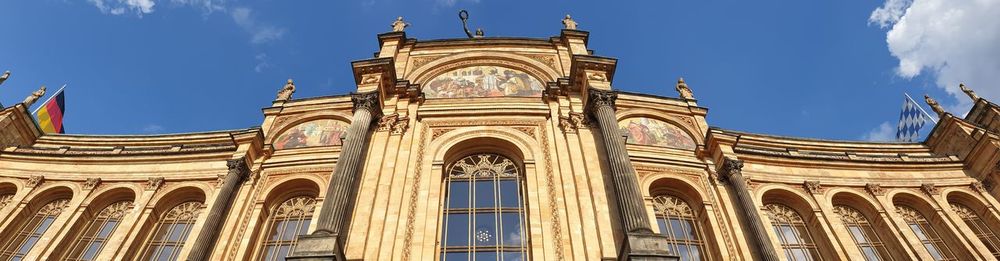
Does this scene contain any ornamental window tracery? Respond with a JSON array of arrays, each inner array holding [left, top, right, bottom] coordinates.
[[833, 205, 892, 261], [440, 153, 528, 260], [950, 203, 1000, 258], [764, 203, 821, 261], [141, 201, 203, 261], [0, 198, 71, 260], [895, 205, 956, 260], [651, 195, 705, 261], [259, 196, 316, 261], [64, 200, 134, 261]]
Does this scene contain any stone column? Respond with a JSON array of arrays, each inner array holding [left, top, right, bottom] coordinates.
[[187, 157, 249, 261], [587, 89, 676, 260], [288, 91, 380, 261], [720, 158, 780, 261]]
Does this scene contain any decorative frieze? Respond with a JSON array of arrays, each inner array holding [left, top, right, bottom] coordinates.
[[803, 181, 824, 194], [377, 113, 410, 135]]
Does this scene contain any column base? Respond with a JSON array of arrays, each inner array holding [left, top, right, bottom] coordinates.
[[619, 233, 680, 261], [285, 233, 346, 261]]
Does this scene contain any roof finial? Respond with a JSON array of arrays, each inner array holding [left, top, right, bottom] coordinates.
[[675, 77, 694, 100], [0, 70, 9, 86], [276, 78, 295, 102], [562, 14, 578, 30], [459, 10, 484, 38], [924, 94, 946, 117], [23, 85, 46, 107], [959, 83, 980, 101], [391, 16, 410, 32]]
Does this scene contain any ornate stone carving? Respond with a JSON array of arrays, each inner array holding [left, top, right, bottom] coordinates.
[[0, 194, 13, 209], [652, 195, 694, 217], [803, 181, 824, 194], [220, 157, 251, 187], [972, 181, 987, 193], [558, 112, 590, 133], [587, 89, 617, 113], [351, 91, 381, 115], [431, 128, 454, 140], [719, 157, 743, 182], [895, 205, 923, 222], [950, 203, 976, 219], [538, 124, 564, 260], [562, 14, 578, 30], [391, 16, 410, 32], [865, 183, 885, 196], [146, 177, 165, 191], [38, 199, 70, 216], [22, 85, 45, 107], [512, 126, 536, 139], [391, 116, 410, 135], [764, 203, 804, 223], [924, 94, 946, 117], [402, 126, 428, 261], [921, 183, 940, 195], [83, 178, 101, 190], [524, 54, 558, 70], [676, 77, 695, 100], [377, 113, 410, 135], [449, 154, 519, 178], [26, 175, 44, 188], [100, 200, 134, 219], [275, 79, 295, 101], [833, 205, 867, 223], [164, 201, 203, 220]]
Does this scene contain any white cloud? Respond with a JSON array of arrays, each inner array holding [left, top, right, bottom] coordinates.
[[141, 124, 165, 133], [231, 7, 286, 44], [254, 53, 270, 73], [171, 0, 227, 15], [861, 121, 898, 142], [436, 0, 480, 7], [870, 0, 1000, 113], [88, 0, 155, 16]]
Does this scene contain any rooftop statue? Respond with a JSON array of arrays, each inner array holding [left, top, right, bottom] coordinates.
[[959, 83, 979, 101], [391, 16, 409, 32], [924, 94, 946, 117], [276, 79, 295, 101], [23, 85, 46, 107], [459, 10, 484, 38], [0, 70, 9, 85], [676, 77, 694, 100], [562, 15, 578, 30]]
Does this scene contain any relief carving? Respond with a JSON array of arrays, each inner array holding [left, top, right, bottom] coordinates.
[[83, 178, 101, 190], [865, 183, 885, 196], [26, 175, 43, 188], [803, 181, 824, 194], [921, 183, 940, 195], [972, 181, 987, 193], [146, 177, 165, 191]]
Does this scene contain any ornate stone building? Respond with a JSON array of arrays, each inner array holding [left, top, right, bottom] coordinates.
[[2, 19, 1000, 261]]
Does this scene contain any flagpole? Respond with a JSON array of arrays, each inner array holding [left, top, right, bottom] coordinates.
[[904, 92, 938, 123], [32, 84, 66, 115]]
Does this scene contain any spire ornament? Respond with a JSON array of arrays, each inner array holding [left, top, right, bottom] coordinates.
[[676, 77, 694, 100], [924, 94, 946, 117], [276, 79, 295, 102], [391, 16, 410, 32], [23, 85, 46, 107], [959, 83, 980, 101], [562, 15, 578, 30]]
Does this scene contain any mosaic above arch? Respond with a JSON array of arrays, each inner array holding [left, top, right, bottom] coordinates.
[[619, 117, 696, 150], [274, 119, 348, 150], [424, 65, 544, 98]]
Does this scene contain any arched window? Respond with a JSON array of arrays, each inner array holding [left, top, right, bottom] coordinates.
[[764, 203, 821, 261], [259, 196, 316, 261], [64, 200, 133, 260], [141, 201, 203, 261], [895, 205, 956, 260], [440, 153, 527, 260], [833, 205, 892, 261], [0, 198, 71, 260], [652, 195, 705, 261], [950, 203, 1000, 258]]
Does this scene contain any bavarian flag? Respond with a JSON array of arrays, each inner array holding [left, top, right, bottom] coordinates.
[[35, 87, 66, 134]]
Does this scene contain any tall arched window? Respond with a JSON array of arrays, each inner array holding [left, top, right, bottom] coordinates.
[[764, 203, 821, 261], [64, 200, 134, 260], [950, 203, 1000, 258], [833, 205, 892, 261], [895, 205, 956, 260], [652, 195, 705, 261], [259, 196, 316, 261], [0, 198, 71, 260], [141, 201, 203, 261], [440, 153, 527, 260]]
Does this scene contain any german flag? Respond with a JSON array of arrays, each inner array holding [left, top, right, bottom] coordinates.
[[35, 87, 65, 134]]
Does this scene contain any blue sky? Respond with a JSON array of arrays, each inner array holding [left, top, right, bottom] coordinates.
[[2, 0, 996, 141]]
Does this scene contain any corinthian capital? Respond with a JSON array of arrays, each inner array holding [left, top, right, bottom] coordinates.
[[720, 157, 744, 181], [586, 89, 617, 112], [351, 91, 381, 115], [226, 157, 251, 180]]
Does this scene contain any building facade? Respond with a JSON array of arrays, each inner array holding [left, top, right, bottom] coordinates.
[[2, 20, 1000, 261]]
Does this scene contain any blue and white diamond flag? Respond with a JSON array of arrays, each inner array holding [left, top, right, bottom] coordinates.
[[896, 94, 929, 142]]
